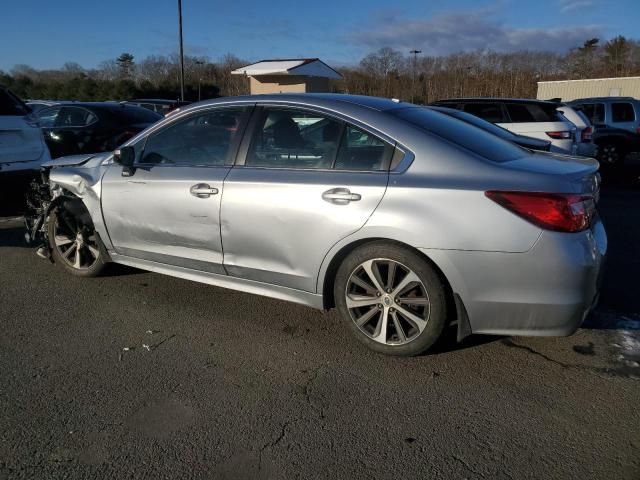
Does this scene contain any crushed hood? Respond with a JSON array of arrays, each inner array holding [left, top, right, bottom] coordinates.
[[42, 152, 112, 169]]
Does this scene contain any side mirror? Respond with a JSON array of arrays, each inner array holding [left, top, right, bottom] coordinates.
[[113, 146, 135, 176], [114, 146, 135, 167]]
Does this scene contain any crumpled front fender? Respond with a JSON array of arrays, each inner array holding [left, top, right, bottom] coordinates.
[[47, 152, 113, 249]]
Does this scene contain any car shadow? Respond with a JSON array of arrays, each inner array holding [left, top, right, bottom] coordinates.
[[426, 325, 502, 355]]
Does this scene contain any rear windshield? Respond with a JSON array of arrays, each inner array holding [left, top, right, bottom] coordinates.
[[0, 88, 30, 116], [107, 105, 162, 124], [391, 107, 526, 163]]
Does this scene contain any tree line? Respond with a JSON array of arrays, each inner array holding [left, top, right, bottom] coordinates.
[[2, 36, 639, 104]]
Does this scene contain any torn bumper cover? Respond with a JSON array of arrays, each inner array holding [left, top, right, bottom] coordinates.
[[23, 152, 111, 253]]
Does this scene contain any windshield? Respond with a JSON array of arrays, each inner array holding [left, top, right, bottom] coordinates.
[[391, 107, 526, 163]]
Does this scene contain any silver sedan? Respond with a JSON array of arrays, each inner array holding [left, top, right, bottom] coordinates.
[[26, 94, 607, 356]]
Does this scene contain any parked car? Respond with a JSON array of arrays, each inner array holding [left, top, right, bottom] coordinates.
[[592, 125, 640, 165], [35, 102, 162, 158], [126, 99, 191, 116], [554, 104, 596, 157], [431, 98, 577, 154], [0, 87, 51, 173], [428, 106, 551, 151], [569, 97, 640, 164], [24, 94, 606, 356], [0, 88, 53, 215]]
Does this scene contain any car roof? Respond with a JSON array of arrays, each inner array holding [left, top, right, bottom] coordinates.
[[570, 97, 638, 102], [130, 99, 185, 104], [184, 94, 410, 113], [433, 98, 560, 106]]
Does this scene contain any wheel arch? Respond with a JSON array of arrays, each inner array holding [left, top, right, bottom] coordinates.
[[319, 238, 457, 326], [46, 193, 111, 262]]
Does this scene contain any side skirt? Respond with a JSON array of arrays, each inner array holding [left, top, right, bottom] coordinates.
[[109, 252, 325, 310]]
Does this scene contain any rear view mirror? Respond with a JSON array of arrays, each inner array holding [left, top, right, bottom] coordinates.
[[113, 146, 135, 176]]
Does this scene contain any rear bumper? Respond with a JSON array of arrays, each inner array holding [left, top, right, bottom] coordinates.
[[549, 139, 575, 154], [422, 218, 607, 337], [0, 148, 51, 173]]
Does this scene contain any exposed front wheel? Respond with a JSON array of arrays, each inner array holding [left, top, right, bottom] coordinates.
[[47, 205, 106, 277], [334, 242, 448, 356]]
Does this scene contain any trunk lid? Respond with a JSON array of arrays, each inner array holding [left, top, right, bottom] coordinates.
[[507, 152, 600, 196]]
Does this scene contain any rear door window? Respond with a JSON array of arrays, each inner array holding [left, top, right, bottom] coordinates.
[[245, 108, 342, 169], [611, 102, 635, 122], [334, 125, 393, 171], [580, 103, 605, 124], [462, 103, 508, 123]]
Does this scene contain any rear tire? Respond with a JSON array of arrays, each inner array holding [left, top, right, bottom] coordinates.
[[47, 205, 106, 277], [334, 241, 448, 356], [597, 142, 625, 165]]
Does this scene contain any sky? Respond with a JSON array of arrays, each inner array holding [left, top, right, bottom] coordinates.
[[1, 0, 638, 71]]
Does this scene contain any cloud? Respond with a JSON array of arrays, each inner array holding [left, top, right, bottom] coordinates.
[[559, 0, 595, 13], [350, 11, 603, 56]]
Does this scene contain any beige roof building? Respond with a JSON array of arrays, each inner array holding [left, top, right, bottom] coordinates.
[[231, 58, 342, 95], [537, 76, 640, 101]]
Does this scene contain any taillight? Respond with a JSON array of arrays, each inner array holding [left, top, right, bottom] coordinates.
[[581, 126, 593, 143], [485, 191, 595, 233], [546, 131, 572, 139]]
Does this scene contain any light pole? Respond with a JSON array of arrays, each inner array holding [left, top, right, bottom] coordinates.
[[410, 49, 421, 103], [195, 60, 205, 101], [178, 0, 185, 101]]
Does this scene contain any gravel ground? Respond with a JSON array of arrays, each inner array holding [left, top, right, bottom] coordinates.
[[0, 180, 638, 480]]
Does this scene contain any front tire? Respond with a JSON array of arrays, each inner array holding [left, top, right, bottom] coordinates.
[[334, 242, 448, 356], [47, 205, 106, 277]]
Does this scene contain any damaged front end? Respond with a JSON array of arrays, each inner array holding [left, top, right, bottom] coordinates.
[[23, 153, 112, 261], [24, 168, 55, 259]]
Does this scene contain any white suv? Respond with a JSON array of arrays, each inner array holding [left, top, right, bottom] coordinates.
[[431, 98, 577, 154], [0, 87, 50, 173]]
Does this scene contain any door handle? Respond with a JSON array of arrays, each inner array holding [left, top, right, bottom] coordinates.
[[322, 188, 362, 205], [190, 183, 219, 198]]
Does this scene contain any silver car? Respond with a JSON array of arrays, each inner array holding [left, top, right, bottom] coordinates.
[[25, 94, 607, 356]]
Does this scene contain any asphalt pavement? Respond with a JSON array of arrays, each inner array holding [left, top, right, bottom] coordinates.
[[0, 179, 639, 479]]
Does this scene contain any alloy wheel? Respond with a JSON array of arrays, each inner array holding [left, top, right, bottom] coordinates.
[[52, 211, 101, 270], [600, 144, 619, 164], [345, 258, 430, 345]]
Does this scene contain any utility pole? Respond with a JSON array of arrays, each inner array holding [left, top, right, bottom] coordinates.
[[195, 60, 205, 101], [410, 49, 421, 103], [178, 0, 185, 101]]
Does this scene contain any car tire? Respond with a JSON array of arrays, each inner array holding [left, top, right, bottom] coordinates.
[[597, 142, 625, 165], [47, 205, 106, 277], [334, 241, 448, 356]]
